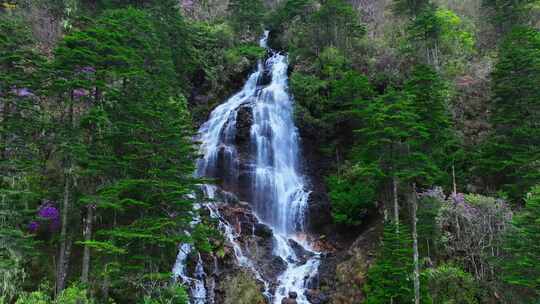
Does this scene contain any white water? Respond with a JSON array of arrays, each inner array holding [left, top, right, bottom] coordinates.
[[250, 33, 320, 304], [177, 31, 319, 303], [172, 208, 208, 304]]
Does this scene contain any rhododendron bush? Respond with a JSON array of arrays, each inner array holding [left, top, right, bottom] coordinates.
[[437, 194, 512, 281]]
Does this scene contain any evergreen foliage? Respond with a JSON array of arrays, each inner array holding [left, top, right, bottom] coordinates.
[[0, 15, 44, 303], [227, 0, 265, 36], [365, 222, 414, 303], [482, 0, 538, 34], [478, 27, 540, 201], [1, 0, 539, 302], [500, 185, 540, 301], [422, 264, 479, 304]]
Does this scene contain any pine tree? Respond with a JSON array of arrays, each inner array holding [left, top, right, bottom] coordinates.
[[0, 16, 45, 302], [365, 222, 414, 303], [403, 64, 455, 186], [478, 27, 540, 201], [482, 0, 537, 35], [500, 185, 540, 301]]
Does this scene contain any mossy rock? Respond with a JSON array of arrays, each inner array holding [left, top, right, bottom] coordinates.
[[221, 271, 266, 304]]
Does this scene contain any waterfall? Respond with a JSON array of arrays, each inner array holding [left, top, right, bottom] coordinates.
[[176, 30, 319, 304], [251, 32, 320, 304]]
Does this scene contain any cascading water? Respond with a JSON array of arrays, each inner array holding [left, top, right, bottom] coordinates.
[[251, 33, 320, 304], [176, 30, 319, 304]]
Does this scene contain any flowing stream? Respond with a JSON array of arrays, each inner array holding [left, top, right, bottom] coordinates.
[[174, 31, 319, 304]]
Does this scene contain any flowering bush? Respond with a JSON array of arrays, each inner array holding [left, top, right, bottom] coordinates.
[[437, 194, 512, 281], [28, 201, 60, 233], [38, 203, 59, 220]]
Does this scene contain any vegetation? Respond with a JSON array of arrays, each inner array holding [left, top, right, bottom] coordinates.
[[1, 0, 539, 303]]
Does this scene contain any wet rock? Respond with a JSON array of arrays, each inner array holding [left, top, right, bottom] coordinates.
[[306, 289, 328, 304], [317, 225, 382, 304], [240, 221, 254, 235], [235, 104, 253, 147], [281, 291, 298, 304], [258, 70, 272, 86], [288, 239, 314, 263], [254, 223, 273, 238], [270, 256, 287, 275], [219, 270, 266, 304]]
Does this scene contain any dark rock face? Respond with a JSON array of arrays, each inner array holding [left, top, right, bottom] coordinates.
[[254, 223, 273, 238], [288, 239, 314, 264], [233, 103, 254, 202], [210, 189, 290, 296], [235, 104, 253, 147], [306, 289, 329, 304], [316, 225, 382, 304]]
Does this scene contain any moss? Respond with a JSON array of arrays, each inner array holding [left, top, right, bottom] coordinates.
[[222, 271, 266, 304]]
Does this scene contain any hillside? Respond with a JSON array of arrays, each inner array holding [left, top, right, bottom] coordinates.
[[1, 0, 539, 303]]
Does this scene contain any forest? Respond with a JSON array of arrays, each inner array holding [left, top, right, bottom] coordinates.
[[0, 0, 539, 303]]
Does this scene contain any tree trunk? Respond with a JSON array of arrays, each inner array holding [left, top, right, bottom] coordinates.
[[81, 203, 94, 284], [56, 171, 71, 295], [452, 164, 457, 195], [411, 183, 420, 304], [393, 176, 399, 226]]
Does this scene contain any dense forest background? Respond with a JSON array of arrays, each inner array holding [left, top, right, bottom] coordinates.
[[1, 0, 539, 303]]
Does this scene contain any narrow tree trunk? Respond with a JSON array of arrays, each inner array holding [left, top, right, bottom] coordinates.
[[393, 176, 399, 226], [57, 95, 74, 295], [81, 203, 94, 284], [452, 164, 457, 195], [56, 171, 71, 295], [411, 183, 420, 304]]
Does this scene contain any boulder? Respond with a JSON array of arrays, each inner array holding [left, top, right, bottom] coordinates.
[[219, 271, 266, 304], [253, 223, 273, 238], [306, 289, 329, 304]]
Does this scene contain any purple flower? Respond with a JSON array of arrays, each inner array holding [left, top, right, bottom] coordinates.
[[28, 221, 40, 233], [73, 88, 90, 98], [38, 203, 59, 220], [11, 87, 34, 97]]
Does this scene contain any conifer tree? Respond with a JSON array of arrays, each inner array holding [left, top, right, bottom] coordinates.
[[0, 16, 45, 302], [482, 0, 537, 35], [365, 222, 414, 303], [500, 185, 540, 301], [478, 27, 540, 201]]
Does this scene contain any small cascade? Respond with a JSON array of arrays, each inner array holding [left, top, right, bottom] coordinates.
[[203, 185, 272, 298], [172, 243, 193, 282], [192, 254, 207, 304]]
